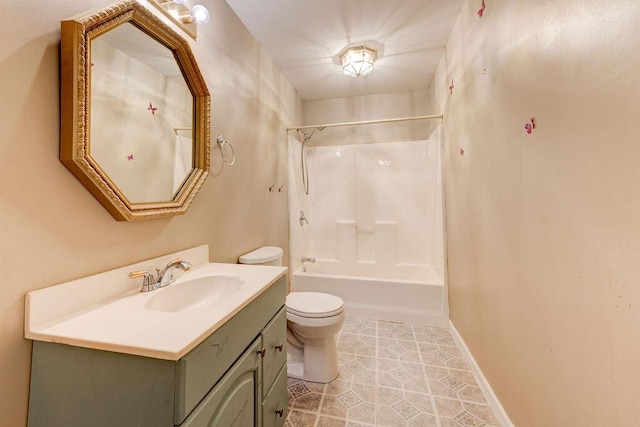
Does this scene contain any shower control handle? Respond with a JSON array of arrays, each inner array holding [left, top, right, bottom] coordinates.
[[299, 210, 309, 226], [274, 343, 284, 352]]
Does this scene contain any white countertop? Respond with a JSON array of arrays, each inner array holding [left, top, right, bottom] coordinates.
[[25, 245, 287, 360]]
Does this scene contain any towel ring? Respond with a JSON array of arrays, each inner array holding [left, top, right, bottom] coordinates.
[[216, 135, 236, 166]]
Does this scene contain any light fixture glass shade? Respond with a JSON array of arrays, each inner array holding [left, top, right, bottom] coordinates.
[[189, 5, 210, 24], [340, 46, 377, 77], [149, 0, 201, 39]]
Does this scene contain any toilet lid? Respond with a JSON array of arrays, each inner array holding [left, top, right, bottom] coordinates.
[[286, 292, 344, 318], [238, 246, 283, 264]]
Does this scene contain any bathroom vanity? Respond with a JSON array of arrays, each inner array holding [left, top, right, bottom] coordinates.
[[25, 245, 288, 427]]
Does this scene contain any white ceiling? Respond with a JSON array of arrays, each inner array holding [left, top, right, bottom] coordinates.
[[225, 0, 464, 101]]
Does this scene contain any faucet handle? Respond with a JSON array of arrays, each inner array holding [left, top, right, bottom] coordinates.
[[129, 270, 157, 292]]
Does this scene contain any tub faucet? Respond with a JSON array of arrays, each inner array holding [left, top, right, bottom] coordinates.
[[301, 256, 316, 272], [157, 258, 193, 287]]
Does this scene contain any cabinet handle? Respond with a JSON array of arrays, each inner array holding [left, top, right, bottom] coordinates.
[[275, 408, 284, 417], [257, 347, 266, 358], [274, 343, 284, 352]]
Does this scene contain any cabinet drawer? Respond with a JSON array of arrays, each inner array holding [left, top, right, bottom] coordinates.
[[180, 338, 262, 427], [175, 277, 285, 424], [261, 306, 287, 394], [262, 364, 288, 427]]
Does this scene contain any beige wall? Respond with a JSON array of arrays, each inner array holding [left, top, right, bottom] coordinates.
[[0, 1, 301, 425], [429, 0, 640, 424]]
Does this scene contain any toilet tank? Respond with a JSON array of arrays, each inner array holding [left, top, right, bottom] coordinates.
[[238, 246, 283, 266]]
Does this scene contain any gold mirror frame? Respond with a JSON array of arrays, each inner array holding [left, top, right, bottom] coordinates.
[[60, 1, 210, 221]]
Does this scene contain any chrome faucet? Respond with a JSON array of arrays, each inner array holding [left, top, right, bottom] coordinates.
[[157, 258, 192, 287], [301, 256, 316, 272], [129, 258, 192, 292]]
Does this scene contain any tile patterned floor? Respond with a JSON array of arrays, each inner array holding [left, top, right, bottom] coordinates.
[[285, 318, 500, 427]]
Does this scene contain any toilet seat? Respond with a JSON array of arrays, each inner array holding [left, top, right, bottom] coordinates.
[[286, 292, 344, 318], [286, 310, 345, 328]]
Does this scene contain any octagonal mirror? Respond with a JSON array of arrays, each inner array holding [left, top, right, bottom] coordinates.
[[60, 1, 210, 221]]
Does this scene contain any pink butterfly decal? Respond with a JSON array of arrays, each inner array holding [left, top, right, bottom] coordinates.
[[449, 79, 455, 95], [459, 148, 465, 156], [478, 0, 486, 17], [147, 102, 158, 115], [525, 117, 536, 134], [127, 154, 134, 161]]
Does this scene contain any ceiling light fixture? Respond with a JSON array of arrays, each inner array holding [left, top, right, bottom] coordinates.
[[340, 46, 377, 77]]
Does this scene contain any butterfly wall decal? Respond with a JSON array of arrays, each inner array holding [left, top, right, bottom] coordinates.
[[478, 0, 486, 17], [525, 118, 536, 134]]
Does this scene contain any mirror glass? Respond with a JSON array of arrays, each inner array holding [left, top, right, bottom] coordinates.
[[60, 2, 210, 221], [90, 23, 194, 203]]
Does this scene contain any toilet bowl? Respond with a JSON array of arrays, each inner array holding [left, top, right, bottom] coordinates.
[[286, 291, 344, 383], [238, 247, 345, 383]]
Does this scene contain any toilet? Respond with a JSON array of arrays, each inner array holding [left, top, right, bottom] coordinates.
[[239, 246, 345, 383]]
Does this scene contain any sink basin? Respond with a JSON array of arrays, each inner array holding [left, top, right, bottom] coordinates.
[[144, 275, 244, 313]]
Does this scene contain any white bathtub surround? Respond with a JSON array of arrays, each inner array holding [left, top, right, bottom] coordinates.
[[288, 126, 447, 326], [336, 220, 357, 264], [295, 136, 442, 266]]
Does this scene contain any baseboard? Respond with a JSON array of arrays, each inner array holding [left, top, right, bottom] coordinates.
[[449, 321, 514, 427]]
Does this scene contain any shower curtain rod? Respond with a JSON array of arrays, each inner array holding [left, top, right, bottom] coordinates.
[[286, 114, 443, 132], [173, 127, 192, 135]]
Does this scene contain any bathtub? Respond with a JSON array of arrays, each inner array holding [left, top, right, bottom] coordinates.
[[291, 261, 448, 327]]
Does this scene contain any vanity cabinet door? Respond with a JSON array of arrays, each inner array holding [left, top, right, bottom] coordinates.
[[175, 277, 285, 424], [261, 306, 287, 394], [180, 338, 262, 427], [262, 365, 288, 427]]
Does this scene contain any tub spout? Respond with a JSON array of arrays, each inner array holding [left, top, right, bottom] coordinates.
[[301, 256, 316, 272]]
